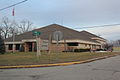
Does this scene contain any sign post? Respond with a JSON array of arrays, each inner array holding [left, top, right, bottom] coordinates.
[[53, 31, 63, 53], [32, 31, 41, 56]]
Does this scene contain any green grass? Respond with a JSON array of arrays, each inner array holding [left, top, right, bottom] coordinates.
[[0, 52, 120, 66]]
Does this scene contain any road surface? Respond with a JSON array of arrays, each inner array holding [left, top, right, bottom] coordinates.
[[0, 55, 120, 80]]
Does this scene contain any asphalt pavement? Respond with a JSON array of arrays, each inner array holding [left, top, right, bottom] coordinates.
[[0, 55, 120, 80]]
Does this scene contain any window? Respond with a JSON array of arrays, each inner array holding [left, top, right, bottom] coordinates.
[[67, 43, 78, 46], [8, 44, 13, 50], [16, 44, 20, 50]]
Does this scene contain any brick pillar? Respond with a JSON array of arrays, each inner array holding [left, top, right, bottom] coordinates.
[[24, 43, 27, 52], [24, 43, 29, 52], [32, 42, 35, 52], [13, 44, 16, 52], [5, 45, 9, 52]]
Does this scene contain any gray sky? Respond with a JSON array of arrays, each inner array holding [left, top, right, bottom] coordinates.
[[0, 0, 120, 40]]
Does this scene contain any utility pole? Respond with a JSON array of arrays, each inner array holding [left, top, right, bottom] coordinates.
[[12, 28, 15, 53]]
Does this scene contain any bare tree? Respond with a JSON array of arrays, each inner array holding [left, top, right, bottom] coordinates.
[[0, 17, 13, 39], [0, 17, 19, 39], [0, 17, 33, 39], [118, 40, 120, 46], [104, 42, 113, 51], [9, 21, 19, 36], [112, 40, 120, 47], [0, 27, 2, 36], [17, 19, 33, 33]]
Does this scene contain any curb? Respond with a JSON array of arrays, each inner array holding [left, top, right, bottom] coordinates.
[[0, 54, 118, 69]]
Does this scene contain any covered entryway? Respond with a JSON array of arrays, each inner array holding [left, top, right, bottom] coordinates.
[[24, 42, 36, 52]]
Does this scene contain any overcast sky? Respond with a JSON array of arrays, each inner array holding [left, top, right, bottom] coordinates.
[[0, 0, 120, 40]]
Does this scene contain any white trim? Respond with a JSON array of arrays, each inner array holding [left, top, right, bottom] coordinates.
[[5, 39, 101, 45], [91, 37, 107, 42], [5, 42, 23, 44], [22, 39, 36, 42], [52, 39, 101, 45]]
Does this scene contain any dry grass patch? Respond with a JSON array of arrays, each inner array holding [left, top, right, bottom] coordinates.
[[0, 52, 119, 66]]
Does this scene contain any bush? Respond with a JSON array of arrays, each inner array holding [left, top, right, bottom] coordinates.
[[96, 49, 106, 51], [74, 49, 90, 52]]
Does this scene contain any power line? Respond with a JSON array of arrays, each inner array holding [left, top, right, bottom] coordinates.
[[74, 26, 101, 29], [0, 0, 28, 11], [74, 24, 120, 29]]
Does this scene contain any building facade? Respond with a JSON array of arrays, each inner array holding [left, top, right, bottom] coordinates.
[[4, 24, 107, 52]]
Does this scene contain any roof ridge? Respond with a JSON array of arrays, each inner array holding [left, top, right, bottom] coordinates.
[[80, 30, 106, 40]]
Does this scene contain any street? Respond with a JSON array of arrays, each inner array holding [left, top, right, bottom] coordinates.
[[0, 55, 120, 80]]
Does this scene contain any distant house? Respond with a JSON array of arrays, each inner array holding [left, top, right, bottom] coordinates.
[[4, 24, 107, 52]]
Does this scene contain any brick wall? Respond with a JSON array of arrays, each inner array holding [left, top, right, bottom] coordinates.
[[50, 44, 65, 52]]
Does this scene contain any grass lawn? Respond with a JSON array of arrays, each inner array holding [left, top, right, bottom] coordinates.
[[113, 47, 120, 51], [0, 52, 120, 66]]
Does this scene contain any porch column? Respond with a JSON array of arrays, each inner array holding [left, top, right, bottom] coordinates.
[[24, 43, 29, 52], [5, 45, 9, 52], [32, 42, 35, 52], [13, 44, 16, 53]]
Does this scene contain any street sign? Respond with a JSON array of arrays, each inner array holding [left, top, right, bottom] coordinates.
[[53, 31, 63, 41], [53, 31, 63, 53], [32, 31, 41, 36]]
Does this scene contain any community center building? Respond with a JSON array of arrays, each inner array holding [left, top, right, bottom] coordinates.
[[4, 24, 107, 52]]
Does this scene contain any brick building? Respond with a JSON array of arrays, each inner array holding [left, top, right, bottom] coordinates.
[[4, 24, 107, 52]]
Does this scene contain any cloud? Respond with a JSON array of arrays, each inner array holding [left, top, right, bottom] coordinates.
[[0, 0, 120, 40]]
